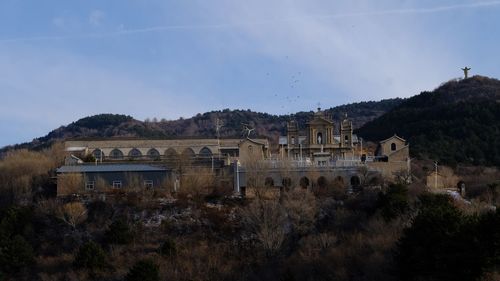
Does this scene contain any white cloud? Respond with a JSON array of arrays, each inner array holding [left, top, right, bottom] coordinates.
[[51, 17, 65, 28], [89, 9, 105, 26]]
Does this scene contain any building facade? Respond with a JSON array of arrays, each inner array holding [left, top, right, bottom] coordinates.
[[280, 108, 358, 161], [65, 138, 269, 163], [56, 164, 170, 196]]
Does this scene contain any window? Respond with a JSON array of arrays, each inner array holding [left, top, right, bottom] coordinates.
[[199, 147, 213, 157], [110, 149, 124, 159], [345, 135, 349, 141], [144, 180, 154, 189], [85, 181, 95, 190], [147, 149, 160, 160], [291, 136, 295, 145], [391, 143, 397, 151], [128, 148, 142, 158], [112, 181, 122, 189], [92, 149, 103, 161], [248, 145, 253, 152]]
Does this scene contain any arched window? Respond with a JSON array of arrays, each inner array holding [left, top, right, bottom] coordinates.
[[165, 148, 178, 159], [350, 176, 360, 187], [335, 176, 344, 184], [345, 135, 349, 141], [291, 136, 295, 145], [109, 149, 124, 160], [147, 148, 160, 160], [92, 149, 104, 160], [199, 147, 213, 157], [181, 148, 196, 159], [299, 177, 310, 189], [265, 177, 274, 187], [317, 176, 328, 188], [391, 143, 397, 151], [128, 148, 142, 158]]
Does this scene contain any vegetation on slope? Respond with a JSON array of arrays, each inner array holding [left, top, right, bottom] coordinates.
[[0, 146, 498, 280], [1, 98, 402, 153], [357, 76, 500, 166]]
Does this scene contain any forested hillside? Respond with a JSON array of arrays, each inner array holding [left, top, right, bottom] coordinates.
[[357, 76, 500, 166], [2, 98, 402, 152]]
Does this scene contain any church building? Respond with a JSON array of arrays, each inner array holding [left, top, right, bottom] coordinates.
[[280, 108, 358, 161]]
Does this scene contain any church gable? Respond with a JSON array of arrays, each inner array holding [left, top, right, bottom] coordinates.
[[308, 117, 334, 126], [376, 134, 409, 158]]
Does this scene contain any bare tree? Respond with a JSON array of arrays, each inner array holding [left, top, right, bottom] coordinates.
[[57, 173, 84, 196], [393, 169, 412, 185], [282, 189, 317, 236], [358, 165, 371, 186], [241, 197, 287, 255], [180, 167, 215, 202], [243, 153, 272, 199], [57, 202, 87, 229]]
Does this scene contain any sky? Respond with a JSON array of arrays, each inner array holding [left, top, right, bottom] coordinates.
[[1, 0, 500, 147]]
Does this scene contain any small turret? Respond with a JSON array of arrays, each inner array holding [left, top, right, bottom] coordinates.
[[287, 120, 299, 146], [340, 113, 353, 148]]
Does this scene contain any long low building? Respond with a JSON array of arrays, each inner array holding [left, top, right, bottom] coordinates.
[[56, 164, 172, 196], [65, 138, 270, 161]]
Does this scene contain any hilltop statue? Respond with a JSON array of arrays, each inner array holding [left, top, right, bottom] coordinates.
[[461, 66, 471, 79]]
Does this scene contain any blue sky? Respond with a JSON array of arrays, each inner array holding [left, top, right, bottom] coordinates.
[[1, 0, 500, 147]]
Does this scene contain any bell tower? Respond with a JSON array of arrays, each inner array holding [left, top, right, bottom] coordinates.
[[340, 113, 353, 148], [287, 120, 299, 147]]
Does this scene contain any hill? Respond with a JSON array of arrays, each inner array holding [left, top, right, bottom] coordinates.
[[357, 76, 500, 166], [2, 98, 402, 152]]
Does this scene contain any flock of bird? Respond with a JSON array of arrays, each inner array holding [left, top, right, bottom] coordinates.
[[266, 64, 304, 112]]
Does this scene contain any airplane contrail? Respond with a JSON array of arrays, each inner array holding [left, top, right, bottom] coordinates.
[[311, 0, 500, 19], [1, 1, 500, 43]]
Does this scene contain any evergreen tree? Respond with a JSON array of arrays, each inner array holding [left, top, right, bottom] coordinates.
[[125, 259, 160, 281]]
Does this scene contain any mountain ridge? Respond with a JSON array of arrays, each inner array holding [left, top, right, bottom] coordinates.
[[1, 98, 403, 152], [357, 75, 500, 166]]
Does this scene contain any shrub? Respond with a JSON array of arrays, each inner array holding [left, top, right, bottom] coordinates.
[[125, 259, 160, 281], [82, 154, 96, 163], [0, 235, 34, 274], [0, 206, 34, 239], [74, 241, 106, 270], [0, 149, 55, 206], [378, 184, 409, 221], [395, 194, 500, 280], [158, 238, 177, 257], [104, 220, 133, 245]]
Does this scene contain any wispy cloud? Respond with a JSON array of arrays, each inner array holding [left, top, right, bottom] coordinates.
[[1, 1, 499, 43], [51, 17, 65, 28], [207, 0, 464, 102], [89, 10, 105, 26]]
